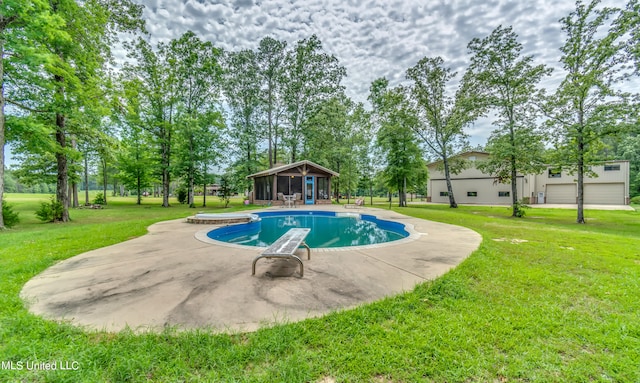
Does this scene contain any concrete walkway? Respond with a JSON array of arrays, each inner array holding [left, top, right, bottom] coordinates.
[[21, 206, 481, 333]]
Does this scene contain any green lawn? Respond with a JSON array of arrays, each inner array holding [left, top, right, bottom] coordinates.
[[1, 194, 639, 382]]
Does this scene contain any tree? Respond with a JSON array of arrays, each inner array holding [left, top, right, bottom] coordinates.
[[3, 169, 17, 193], [170, 32, 224, 207], [222, 49, 261, 193], [6, 0, 144, 222], [48, 0, 143, 220], [627, 0, 640, 74], [406, 56, 483, 208], [218, 173, 235, 208], [10, 144, 57, 188], [370, 78, 425, 207], [94, 130, 120, 205], [282, 35, 346, 163], [117, 120, 153, 205], [300, 95, 373, 203], [122, 37, 179, 208], [174, 115, 224, 207], [466, 26, 551, 216], [544, 0, 637, 223], [351, 104, 376, 205], [342, 102, 371, 202], [78, 139, 97, 205], [0, 0, 64, 228], [257, 37, 287, 167]]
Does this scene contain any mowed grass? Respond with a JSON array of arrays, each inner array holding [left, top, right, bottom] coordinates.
[[1, 194, 639, 382]]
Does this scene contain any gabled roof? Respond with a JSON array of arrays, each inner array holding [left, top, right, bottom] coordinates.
[[247, 160, 340, 178]]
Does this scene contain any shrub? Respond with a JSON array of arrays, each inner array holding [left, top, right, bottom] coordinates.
[[35, 197, 64, 222], [631, 195, 640, 204], [513, 201, 529, 217], [176, 187, 188, 204], [218, 174, 234, 208], [2, 203, 20, 228], [93, 193, 106, 205]]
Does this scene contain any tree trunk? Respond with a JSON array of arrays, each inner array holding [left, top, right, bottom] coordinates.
[[160, 134, 170, 207], [70, 138, 78, 208], [335, 162, 340, 202], [136, 170, 142, 205], [69, 181, 78, 208], [188, 137, 195, 207], [202, 181, 207, 207], [101, 159, 108, 205], [246, 141, 252, 187], [162, 167, 170, 207], [510, 155, 518, 217], [577, 135, 585, 223], [577, 110, 585, 223], [188, 172, 195, 208], [55, 112, 70, 222], [442, 155, 458, 208], [399, 176, 407, 207], [273, 119, 279, 165], [0, 41, 5, 229], [84, 154, 89, 205], [507, 117, 519, 217], [268, 88, 273, 168], [72, 182, 79, 208]]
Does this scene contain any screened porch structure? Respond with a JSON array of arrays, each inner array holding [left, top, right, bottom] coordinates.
[[247, 160, 339, 206]]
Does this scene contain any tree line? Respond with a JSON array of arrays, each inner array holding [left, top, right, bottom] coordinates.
[[370, 0, 639, 222], [1, 0, 639, 229]]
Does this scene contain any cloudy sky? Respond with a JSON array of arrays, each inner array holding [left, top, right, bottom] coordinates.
[[135, 0, 623, 146]]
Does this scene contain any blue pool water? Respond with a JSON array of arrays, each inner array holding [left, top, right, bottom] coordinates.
[[207, 211, 409, 248]]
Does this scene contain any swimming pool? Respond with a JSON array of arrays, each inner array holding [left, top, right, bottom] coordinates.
[[206, 211, 409, 248]]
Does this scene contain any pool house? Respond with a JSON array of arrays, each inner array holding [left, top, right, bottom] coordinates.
[[247, 160, 339, 206]]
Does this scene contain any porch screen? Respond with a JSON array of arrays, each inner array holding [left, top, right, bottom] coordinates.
[[254, 176, 272, 200], [317, 177, 330, 200], [277, 176, 302, 196]]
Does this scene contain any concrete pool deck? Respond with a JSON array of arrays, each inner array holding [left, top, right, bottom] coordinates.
[[21, 206, 482, 333]]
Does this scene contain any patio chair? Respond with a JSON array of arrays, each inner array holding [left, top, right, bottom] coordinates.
[[344, 198, 364, 209]]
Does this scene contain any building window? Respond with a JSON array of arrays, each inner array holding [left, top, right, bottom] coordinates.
[[439, 191, 449, 197], [548, 169, 562, 178], [468, 155, 476, 161], [498, 191, 510, 197], [467, 192, 478, 197], [604, 164, 620, 171]]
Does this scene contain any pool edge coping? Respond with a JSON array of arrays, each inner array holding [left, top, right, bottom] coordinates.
[[193, 207, 423, 253]]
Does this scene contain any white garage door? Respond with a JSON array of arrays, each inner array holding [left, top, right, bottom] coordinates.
[[584, 183, 625, 205], [546, 184, 576, 204]]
